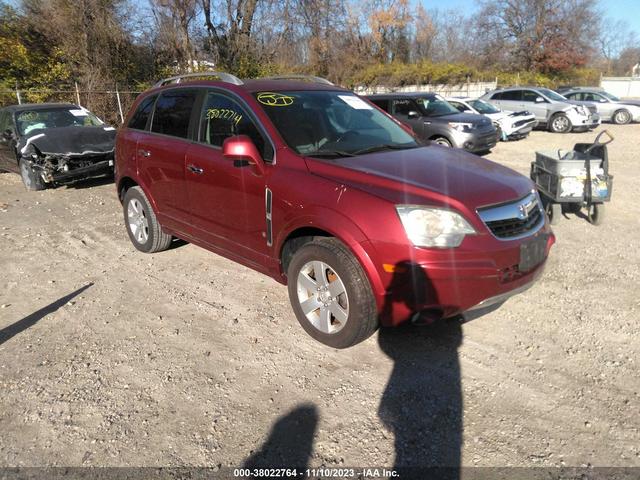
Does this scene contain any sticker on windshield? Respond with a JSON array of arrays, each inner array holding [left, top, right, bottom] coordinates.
[[69, 109, 86, 117], [257, 92, 294, 107], [338, 95, 373, 110]]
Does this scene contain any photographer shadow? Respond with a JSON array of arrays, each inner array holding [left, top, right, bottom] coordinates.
[[377, 261, 464, 480]]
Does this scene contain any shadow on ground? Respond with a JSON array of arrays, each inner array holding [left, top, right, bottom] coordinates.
[[0, 283, 93, 346]]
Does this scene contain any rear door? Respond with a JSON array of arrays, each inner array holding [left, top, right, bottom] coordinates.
[[137, 89, 198, 231], [496, 90, 524, 113], [184, 90, 274, 265]]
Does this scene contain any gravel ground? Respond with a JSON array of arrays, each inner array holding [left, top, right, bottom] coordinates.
[[0, 123, 638, 471]]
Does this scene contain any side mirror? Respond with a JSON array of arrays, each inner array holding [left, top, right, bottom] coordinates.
[[407, 110, 420, 119], [599, 98, 607, 103], [222, 135, 265, 174], [535, 96, 545, 103]]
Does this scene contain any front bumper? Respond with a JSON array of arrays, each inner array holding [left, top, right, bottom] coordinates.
[[572, 113, 601, 131], [46, 160, 114, 183], [453, 129, 498, 152], [366, 226, 555, 326]]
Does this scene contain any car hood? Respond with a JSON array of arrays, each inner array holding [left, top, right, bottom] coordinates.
[[433, 112, 493, 126], [18, 126, 116, 156], [305, 146, 533, 209]]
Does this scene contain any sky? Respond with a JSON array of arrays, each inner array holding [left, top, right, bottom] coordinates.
[[423, 0, 640, 36]]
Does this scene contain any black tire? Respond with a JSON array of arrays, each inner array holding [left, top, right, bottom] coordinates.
[[549, 113, 572, 133], [587, 203, 605, 226], [123, 186, 172, 253], [612, 109, 631, 125], [545, 202, 561, 225], [287, 238, 378, 348], [432, 137, 452, 147], [495, 125, 504, 141], [19, 159, 46, 191]]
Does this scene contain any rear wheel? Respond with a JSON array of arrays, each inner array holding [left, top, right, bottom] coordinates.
[[123, 186, 172, 253], [432, 137, 452, 147], [549, 113, 572, 133], [19, 159, 46, 191], [612, 109, 631, 125], [587, 203, 605, 225], [287, 238, 378, 348]]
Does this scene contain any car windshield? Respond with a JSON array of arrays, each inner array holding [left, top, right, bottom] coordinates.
[[470, 99, 500, 114], [538, 89, 567, 102], [15, 107, 103, 136], [415, 96, 460, 116], [254, 91, 418, 157], [600, 91, 620, 101]]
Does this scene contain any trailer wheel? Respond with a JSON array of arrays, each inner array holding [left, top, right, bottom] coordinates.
[[545, 202, 561, 225], [587, 203, 605, 226]]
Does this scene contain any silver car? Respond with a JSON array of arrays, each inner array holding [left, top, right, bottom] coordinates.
[[481, 87, 600, 133], [561, 88, 640, 124]]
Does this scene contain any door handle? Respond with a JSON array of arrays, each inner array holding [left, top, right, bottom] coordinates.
[[187, 164, 204, 174], [139, 149, 151, 158]]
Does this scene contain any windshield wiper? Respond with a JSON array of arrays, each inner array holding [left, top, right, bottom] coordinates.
[[352, 143, 419, 155], [307, 150, 356, 158]]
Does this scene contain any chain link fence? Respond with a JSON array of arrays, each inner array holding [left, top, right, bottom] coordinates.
[[0, 87, 142, 126]]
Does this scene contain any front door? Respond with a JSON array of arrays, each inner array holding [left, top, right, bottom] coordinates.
[[184, 91, 274, 266], [391, 98, 424, 136]]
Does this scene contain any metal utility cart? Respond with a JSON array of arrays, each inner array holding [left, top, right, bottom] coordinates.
[[530, 131, 614, 226]]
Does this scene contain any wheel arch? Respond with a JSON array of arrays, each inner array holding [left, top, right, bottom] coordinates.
[[276, 215, 385, 298]]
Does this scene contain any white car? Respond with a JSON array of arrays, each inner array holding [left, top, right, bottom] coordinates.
[[446, 97, 537, 141], [561, 89, 640, 124]]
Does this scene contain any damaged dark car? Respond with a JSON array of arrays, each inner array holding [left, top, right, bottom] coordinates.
[[0, 103, 115, 190]]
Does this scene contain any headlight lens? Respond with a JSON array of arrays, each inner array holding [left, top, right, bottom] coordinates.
[[396, 205, 476, 248], [448, 122, 474, 132]]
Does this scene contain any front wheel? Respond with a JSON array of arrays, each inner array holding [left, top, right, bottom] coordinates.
[[549, 113, 572, 133], [19, 159, 46, 191], [287, 238, 378, 348], [432, 137, 452, 147], [123, 186, 172, 253]]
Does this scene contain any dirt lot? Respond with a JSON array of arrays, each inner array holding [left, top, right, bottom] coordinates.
[[0, 124, 638, 471]]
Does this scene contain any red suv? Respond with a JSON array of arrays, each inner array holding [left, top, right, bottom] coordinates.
[[115, 72, 554, 348]]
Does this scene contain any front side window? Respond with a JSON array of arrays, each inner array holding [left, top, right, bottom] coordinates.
[[15, 107, 103, 136], [522, 90, 542, 102], [255, 90, 418, 157], [447, 100, 468, 112], [128, 95, 156, 130], [392, 98, 419, 116], [370, 99, 390, 112], [601, 91, 620, 101], [0, 111, 11, 133], [151, 90, 197, 139], [199, 92, 273, 161]]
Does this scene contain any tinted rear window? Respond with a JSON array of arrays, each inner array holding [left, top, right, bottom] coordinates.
[[128, 95, 156, 130], [370, 99, 390, 112], [151, 90, 197, 138], [500, 90, 522, 101]]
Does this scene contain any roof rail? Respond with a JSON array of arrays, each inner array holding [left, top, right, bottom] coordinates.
[[262, 74, 334, 86], [154, 71, 244, 88]]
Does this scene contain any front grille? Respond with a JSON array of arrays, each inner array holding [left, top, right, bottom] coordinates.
[[477, 192, 544, 240], [485, 208, 542, 238], [514, 119, 533, 128]]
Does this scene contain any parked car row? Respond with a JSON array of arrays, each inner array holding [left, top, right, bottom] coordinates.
[[1, 73, 632, 348]]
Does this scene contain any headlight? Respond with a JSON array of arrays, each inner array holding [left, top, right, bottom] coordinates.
[[396, 205, 476, 248], [448, 122, 474, 132]]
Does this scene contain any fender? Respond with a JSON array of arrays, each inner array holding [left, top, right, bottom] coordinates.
[[275, 208, 387, 299]]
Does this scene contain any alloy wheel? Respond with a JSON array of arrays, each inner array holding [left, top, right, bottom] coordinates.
[[127, 198, 149, 244], [296, 261, 349, 334]]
